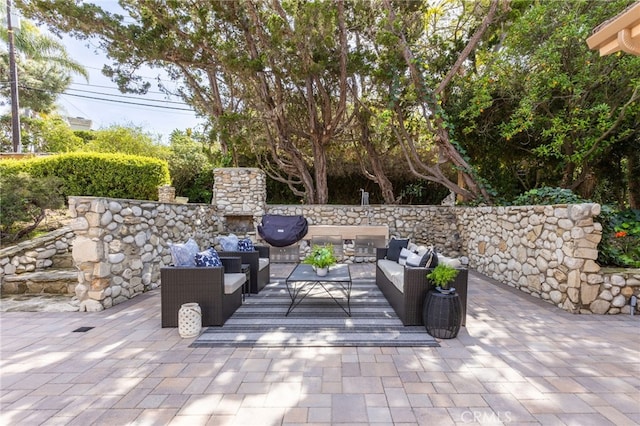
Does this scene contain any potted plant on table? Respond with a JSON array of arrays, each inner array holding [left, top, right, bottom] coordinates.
[[303, 243, 337, 276], [424, 263, 463, 338], [426, 264, 459, 294]]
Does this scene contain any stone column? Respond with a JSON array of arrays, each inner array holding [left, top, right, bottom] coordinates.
[[158, 185, 176, 203], [212, 168, 267, 235], [69, 197, 109, 312]]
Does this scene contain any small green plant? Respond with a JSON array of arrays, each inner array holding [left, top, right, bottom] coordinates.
[[426, 264, 459, 290], [303, 244, 338, 269], [598, 206, 640, 268]]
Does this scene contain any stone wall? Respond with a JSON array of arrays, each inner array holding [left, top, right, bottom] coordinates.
[[598, 268, 640, 314], [457, 204, 612, 313], [68, 197, 219, 311], [0, 227, 75, 294], [268, 203, 638, 314], [57, 176, 638, 315], [267, 205, 463, 255]]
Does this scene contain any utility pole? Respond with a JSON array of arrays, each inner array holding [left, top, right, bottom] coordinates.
[[6, 0, 21, 153]]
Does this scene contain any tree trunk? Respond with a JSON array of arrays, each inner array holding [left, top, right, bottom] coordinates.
[[628, 146, 640, 209], [312, 135, 330, 204], [353, 99, 396, 204], [383, 0, 502, 203]]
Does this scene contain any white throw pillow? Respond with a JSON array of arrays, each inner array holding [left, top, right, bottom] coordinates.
[[398, 248, 412, 265], [405, 251, 424, 267]]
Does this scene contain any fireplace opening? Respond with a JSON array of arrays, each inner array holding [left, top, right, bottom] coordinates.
[[225, 215, 255, 234]]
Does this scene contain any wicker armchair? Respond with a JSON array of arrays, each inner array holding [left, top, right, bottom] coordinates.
[[375, 248, 468, 326], [161, 257, 245, 327], [219, 245, 270, 294]]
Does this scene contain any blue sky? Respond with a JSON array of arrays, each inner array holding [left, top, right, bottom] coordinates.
[[58, 35, 204, 143]]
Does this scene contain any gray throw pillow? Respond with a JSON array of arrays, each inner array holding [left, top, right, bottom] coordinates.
[[387, 238, 409, 262], [419, 248, 439, 268], [220, 234, 239, 251], [169, 238, 199, 266]]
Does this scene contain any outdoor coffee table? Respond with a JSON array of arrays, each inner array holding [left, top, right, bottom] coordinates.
[[285, 263, 352, 316]]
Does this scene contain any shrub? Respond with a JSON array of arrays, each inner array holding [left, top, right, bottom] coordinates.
[[511, 187, 587, 206], [0, 173, 65, 242], [0, 153, 170, 200], [167, 134, 214, 203], [598, 206, 640, 268]]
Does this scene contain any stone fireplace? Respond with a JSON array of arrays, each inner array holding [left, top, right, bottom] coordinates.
[[224, 214, 255, 234], [212, 168, 266, 236]]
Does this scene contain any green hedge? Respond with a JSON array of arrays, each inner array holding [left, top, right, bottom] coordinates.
[[0, 153, 170, 201]]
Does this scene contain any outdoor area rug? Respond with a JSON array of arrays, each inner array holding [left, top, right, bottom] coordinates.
[[191, 276, 439, 348]]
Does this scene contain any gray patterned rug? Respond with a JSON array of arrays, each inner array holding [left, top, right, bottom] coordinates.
[[191, 275, 439, 348]]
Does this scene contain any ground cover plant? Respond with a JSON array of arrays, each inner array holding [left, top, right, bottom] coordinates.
[[597, 207, 640, 268]]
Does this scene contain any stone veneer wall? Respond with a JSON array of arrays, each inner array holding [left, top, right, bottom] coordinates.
[[269, 203, 638, 314], [61, 179, 637, 314], [212, 167, 266, 215], [598, 268, 640, 314], [0, 227, 75, 292], [457, 203, 608, 314], [267, 205, 463, 255], [68, 197, 219, 311]]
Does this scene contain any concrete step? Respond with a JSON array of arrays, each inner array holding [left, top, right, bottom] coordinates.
[[2, 268, 78, 295]]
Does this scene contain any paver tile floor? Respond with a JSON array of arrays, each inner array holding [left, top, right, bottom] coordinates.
[[1, 264, 638, 425]]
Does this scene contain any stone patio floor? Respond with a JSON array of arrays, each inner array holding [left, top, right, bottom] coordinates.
[[1, 264, 638, 425]]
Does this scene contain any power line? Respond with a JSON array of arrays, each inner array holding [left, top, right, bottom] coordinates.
[[65, 87, 189, 105], [69, 81, 169, 95], [58, 95, 90, 118], [13, 83, 196, 112], [60, 92, 195, 111], [2, 81, 188, 105]]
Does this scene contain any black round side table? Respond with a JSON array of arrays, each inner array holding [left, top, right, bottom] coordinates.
[[423, 290, 463, 339]]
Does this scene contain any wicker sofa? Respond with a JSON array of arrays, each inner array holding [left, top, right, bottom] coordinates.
[[161, 257, 246, 327], [219, 245, 270, 294], [376, 248, 468, 326]]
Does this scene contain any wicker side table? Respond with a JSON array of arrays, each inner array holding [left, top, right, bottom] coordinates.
[[423, 290, 462, 339]]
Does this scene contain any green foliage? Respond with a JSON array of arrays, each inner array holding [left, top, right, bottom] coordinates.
[[81, 124, 168, 158], [23, 114, 85, 153], [398, 183, 425, 205], [426, 264, 459, 289], [180, 170, 214, 204], [17, 0, 639, 206], [448, 0, 640, 206], [302, 244, 338, 269], [0, 153, 170, 200], [0, 172, 64, 242], [166, 130, 214, 203], [598, 207, 640, 268], [511, 187, 587, 206]]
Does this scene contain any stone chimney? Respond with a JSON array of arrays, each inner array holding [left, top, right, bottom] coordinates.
[[212, 168, 266, 236]]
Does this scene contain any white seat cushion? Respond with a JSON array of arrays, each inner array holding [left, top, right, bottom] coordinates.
[[258, 258, 269, 271], [437, 255, 462, 268], [377, 259, 405, 293], [224, 273, 246, 294]]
